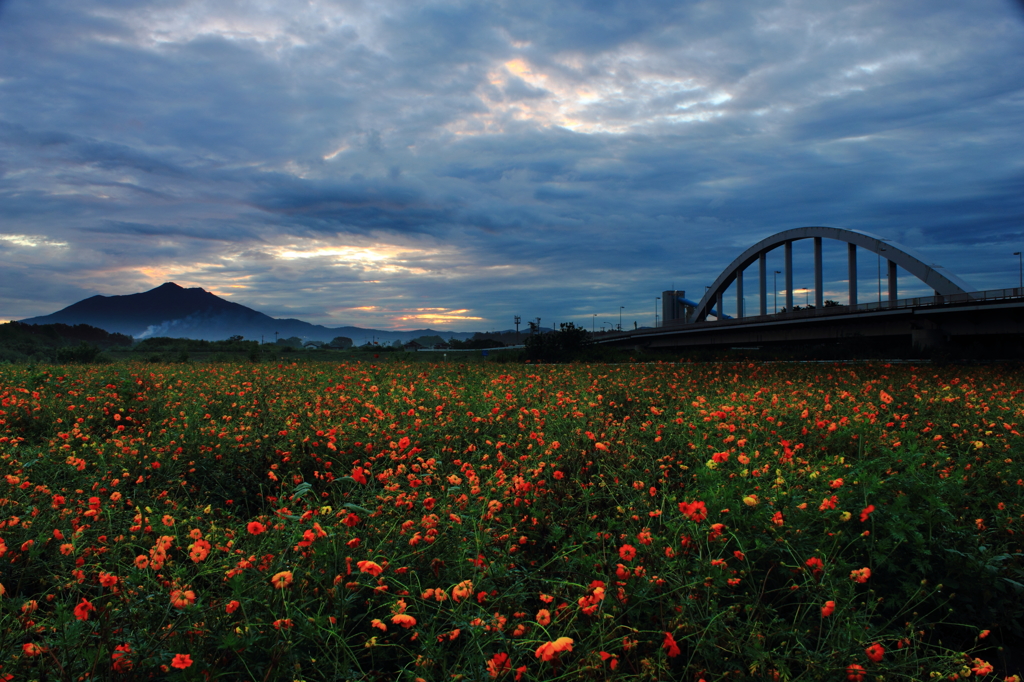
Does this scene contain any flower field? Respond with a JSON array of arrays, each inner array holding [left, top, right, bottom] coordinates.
[[0, 359, 1021, 681]]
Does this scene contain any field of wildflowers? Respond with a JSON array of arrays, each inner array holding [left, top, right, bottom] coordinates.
[[0, 359, 1021, 681]]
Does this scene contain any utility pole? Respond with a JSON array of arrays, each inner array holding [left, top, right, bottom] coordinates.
[[1015, 252, 1022, 289], [592, 314, 596, 333], [536, 317, 541, 334], [619, 306, 624, 331], [514, 315, 520, 342]]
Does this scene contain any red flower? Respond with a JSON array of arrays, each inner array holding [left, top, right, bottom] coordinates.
[[821, 600, 835, 617], [225, 600, 240, 614], [859, 505, 875, 522], [619, 544, 637, 561], [73, 598, 95, 621], [170, 653, 193, 669], [865, 643, 884, 663], [662, 631, 681, 658], [111, 644, 133, 672], [487, 652, 511, 678], [246, 521, 266, 535], [846, 663, 866, 681], [679, 500, 708, 522]]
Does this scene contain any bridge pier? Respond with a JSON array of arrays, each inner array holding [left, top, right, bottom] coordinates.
[[814, 237, 823, 308], [888, 260, 897, 306], [848, 243, 857, 306], [759, 253, 767, 316], [736, 268, 743, 318], [784, 241, 794, 311]]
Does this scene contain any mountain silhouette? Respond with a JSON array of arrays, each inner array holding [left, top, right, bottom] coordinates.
[[19, 282, 474, 343]]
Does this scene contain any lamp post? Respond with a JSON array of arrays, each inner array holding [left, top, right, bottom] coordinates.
[[805, 287, 809, 307], [619, 306, 624, 331], [1015, 252, 1022, 289], [592, 314, 596, 333], [773, 271, 781, 313], [655, 297, 660, 327]]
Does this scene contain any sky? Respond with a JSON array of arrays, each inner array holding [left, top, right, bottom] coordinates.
[[1, 0, 1023, 333]]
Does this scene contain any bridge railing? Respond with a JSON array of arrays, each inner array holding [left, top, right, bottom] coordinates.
[[661, 286, 1024, 328]]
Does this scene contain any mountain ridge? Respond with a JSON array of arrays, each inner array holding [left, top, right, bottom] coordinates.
[[19, 282, 478, 344]]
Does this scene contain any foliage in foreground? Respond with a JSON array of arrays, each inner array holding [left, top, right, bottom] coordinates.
[[0, 360, 1021, 680]]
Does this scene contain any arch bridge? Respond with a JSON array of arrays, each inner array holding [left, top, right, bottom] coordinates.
[[680, 227, 973, 324]]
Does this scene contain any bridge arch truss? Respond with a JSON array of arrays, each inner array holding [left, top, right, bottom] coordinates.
[[691, 226, 973, 323]]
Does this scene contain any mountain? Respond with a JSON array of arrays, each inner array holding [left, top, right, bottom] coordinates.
[[19, 282, 477, 344]]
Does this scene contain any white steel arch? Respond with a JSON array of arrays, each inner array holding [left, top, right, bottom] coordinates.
[[692, 226, 973, 323]]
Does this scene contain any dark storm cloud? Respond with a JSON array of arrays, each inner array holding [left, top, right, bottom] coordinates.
[[0, 0, 1022, 327]]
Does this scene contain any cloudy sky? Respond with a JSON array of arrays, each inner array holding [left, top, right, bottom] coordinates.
[[2, 0, 1023, 332]]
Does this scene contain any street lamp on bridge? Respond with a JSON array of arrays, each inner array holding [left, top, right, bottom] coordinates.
[[619, 306, 624, 331], [1015, 252, 1022, 289]]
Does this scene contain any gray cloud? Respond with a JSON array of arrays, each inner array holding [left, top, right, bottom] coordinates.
[[1, 0, 1022, 328]]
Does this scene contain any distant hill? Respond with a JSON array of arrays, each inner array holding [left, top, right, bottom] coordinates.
[[0, 321, 133, 363], [19, 282, 477, 343]]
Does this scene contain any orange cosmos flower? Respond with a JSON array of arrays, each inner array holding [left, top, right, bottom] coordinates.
[[225, 600, 240, 614], [452, 579, 473, 603], [618, 544, 637, 561], [536, 609, 551, 626], [391, 613, 417, 628], [22, 642, 45, 657], [535, 637, 573, 663], [879, 390, 893, 404], [970, 659, 994, 676], [357, 560, 384, 576], [73, 598, 95, 621], [247, 521, 266, 535], [270, 571, 294, 590], [189, 541, 210, 563], [99, 571, 118, 588], [865, 643, 884, 663], [170, 589, 196, 609], [850, 567, 871, 583], [859, 505, 875, 522], [170, 653, 193, 669], [134, 555, 149, 570], [161, 515, 175, 527], [821, 600, 835, 617]]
